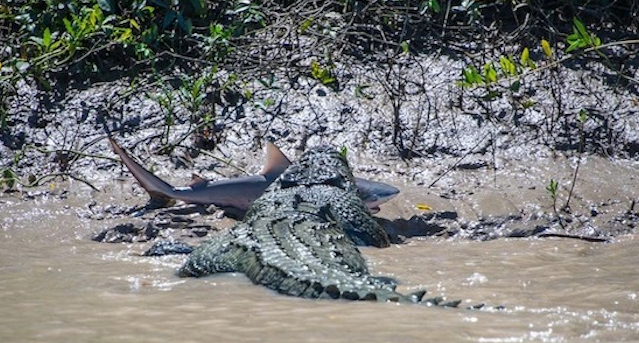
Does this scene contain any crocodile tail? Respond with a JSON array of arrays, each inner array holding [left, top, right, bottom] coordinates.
[[239, 249, 428, 302]]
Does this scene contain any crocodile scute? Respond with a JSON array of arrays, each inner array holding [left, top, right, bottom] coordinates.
[[178, 146, 455, 305]]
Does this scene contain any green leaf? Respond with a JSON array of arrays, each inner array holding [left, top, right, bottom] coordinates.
[[355, 84, 374, 99], [499, 56, 516, 76], [43, 27, 51, 49], [2, 169, 17, 189], [541, 39, 553, 59], [430, 0, 441, 13], [322, 77, 336, 85], [30, 36, 43, 46], [340, 147, 348, 158], [15, 60, 30, 72], [49, 40, 63, 51], [582, 31, 593, 46], [188, 0, 204, 15], [510, 80, 521, 92], [88, 5, 101, 28], [462, 65, 483, 85], [177, 13, 192, 33], [63, 18, 74, 36], [177, 12, 185, 31], [572, 26, 580, 37], [546, 179, 558, 199], [462, 69, 473, 85], [578, 109, 588, 124], [566, 40, 581, 53], [299, 17, 314, 33], [483, 63, 497, 83], [243, 89, 253, 99], [129, 19, 140, 31], [573, 18, 588, 40], [499, 56, 508, 73], [310, 60, 336, 85], [566, 33, 579, 43], [311, 60, 321, 79], [119, 28, 132, 42], [97, 0, 114, 12], [520, 47, 530, 64], [509, 56, 518, 75], [162, 10, 176, 30], [481, 90, 501, 101], [400, 41, 409, 54], [153, 0, 170, 9], [594, 36, 601, 47], [472, 67, 482, 83]]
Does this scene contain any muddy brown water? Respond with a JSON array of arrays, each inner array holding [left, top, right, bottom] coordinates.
[[2, 161, 639, 343]]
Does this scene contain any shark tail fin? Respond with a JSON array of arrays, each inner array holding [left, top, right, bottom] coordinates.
[[109, 137, 176, 205], [259, 142, 291, 181]]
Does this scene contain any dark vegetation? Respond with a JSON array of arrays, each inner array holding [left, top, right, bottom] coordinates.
[[1, 0, 638, 193]]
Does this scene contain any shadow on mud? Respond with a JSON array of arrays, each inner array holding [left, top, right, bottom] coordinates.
[[91, 202, 626, 249]]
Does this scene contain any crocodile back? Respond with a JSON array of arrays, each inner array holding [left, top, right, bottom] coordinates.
[[180, 146, 427, 302]]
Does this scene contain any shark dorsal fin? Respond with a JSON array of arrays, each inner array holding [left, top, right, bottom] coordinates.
[[259, 142, 291, 179], [188, 174, 208, 188]]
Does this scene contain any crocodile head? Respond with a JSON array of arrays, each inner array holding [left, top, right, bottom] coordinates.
[[278, 145, 357, 192]]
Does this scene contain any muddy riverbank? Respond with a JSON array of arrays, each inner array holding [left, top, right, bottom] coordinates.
[[3, 52, 639, 242]]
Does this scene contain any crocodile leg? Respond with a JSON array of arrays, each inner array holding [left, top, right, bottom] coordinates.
[[327, 190, 391, 248], [177, 225, 252, 277]]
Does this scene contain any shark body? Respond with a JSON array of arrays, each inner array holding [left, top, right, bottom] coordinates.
[[109, 138, 399, 215]]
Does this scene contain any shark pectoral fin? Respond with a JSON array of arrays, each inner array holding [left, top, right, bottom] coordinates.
[[220, 206, 247, 220], [146, 192, 176, 208], [259, 142, 291, 180], [188, 174, 208, 189]]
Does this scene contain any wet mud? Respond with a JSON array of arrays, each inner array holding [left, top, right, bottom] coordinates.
[[85, 151, 639, 248], [1, 177, 638, 342]]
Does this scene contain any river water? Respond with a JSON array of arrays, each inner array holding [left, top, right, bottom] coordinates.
[[1, 185, 638, 343]]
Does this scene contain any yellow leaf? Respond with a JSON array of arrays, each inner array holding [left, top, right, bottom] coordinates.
[[130, 19, 140, 31], [119, 28, 132, 42], [541, 39, 553, 59], [520, 47, 529, 64], [415, 203, 433, 211]]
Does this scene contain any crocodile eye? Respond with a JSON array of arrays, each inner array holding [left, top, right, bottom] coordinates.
[[323, 174, 345, 188], [280, 174, 298, 188]]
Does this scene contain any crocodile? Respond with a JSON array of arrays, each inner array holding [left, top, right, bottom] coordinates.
[[109, 138, 399, 216], [178, 146, 460, 305]]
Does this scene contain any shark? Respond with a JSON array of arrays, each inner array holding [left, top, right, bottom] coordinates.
[[109, 138, 399, 215]]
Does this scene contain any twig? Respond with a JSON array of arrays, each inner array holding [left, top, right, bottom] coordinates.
[[428, 132, 490, 188], [28, 145, 119, 163], [171, 143, 248, 175], [538, 233, 609, 243], [2, 172, 99, 191], [564, 134, 583, 211]]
